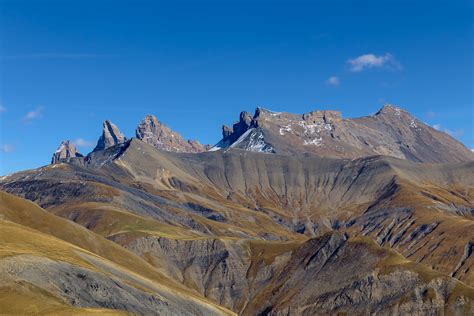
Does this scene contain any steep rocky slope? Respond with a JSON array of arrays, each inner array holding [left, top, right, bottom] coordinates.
[[0, 190, 234, 315], [136, 114, 208, 153], [93, 120, 127, 152], [51, 140, 83, 164], [114, 231, 474, 315], [2, 138, 474, 314], [1, 190, 473, 314], [212, 105, 473, 163]]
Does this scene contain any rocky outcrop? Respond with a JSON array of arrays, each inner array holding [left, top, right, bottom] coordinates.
[[211, 108, 275, 153], [93, 120, 126, 152], [51, 140, 83, 164], [135, 114, 207, 153], [110, 232, 474, 315], [211, 105, 474, 163]]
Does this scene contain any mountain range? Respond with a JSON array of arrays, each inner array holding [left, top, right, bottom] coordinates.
[[1, 104, 473, 315]]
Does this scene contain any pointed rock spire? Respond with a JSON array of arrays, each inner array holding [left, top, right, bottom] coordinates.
[[51, 140, 83, 164], [93, 120, 126, 152], [135, 114, 207, 153]]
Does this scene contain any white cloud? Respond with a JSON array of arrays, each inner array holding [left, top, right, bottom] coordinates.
[[326, 76, 340, 86], [471, 149, 474, 152], [0, 105, 6, 113], [72, 138, 94, 148], [0, 144, 14, 153], [347, 53, 401, 72], [22, 106, 44, 122], [431, 124, 464, 137]]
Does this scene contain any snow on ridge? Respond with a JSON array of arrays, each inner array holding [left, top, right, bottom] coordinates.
[[259, 107, 281, 116], [244, 130, 273, 152], [297, 121, 332, 134], [279, 124, 292, 135], [278, 117, 332, 147], [208, 146, 221, 152], [230, 129, 253, 148]]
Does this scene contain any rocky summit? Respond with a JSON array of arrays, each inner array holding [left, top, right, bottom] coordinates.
[[51, 140, 83, 164], [211, 104, 473, 163], [93, 120, 126, 152], [136, 114, 208, 153], [3, 104, 474, 315]]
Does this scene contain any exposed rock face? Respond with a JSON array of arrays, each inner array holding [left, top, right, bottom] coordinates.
[[51, 140, 83, 164], [3, 138, 474, 314], [0, 191, 232, 315], [111, 231, 474, 315], [136, 114, 207, 153], [93, 120, 126, 152], [211, 109, 274, 153], [4, 105, 474, 315], [211, 105, 474, 163]]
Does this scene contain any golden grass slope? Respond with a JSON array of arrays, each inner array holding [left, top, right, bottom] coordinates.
[[0, 190, 235, 315]]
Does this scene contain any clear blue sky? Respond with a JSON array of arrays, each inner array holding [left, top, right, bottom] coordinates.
[[0, 0, 473, 175]]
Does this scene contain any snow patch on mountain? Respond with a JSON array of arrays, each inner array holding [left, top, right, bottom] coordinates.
[[279, 124, 292, 135], [304, 137, 323, 147], [230, 129, 253, 148], [243, 129, 274, 152]]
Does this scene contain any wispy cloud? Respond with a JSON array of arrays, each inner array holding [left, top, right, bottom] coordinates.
[[22, 106, 44, 123], [347, 53, 401, 72], [0, 144, 14, 153], [0, 105, 6, 113], [72, 138, 94, 148], [326, 76, 340, 86], [1, 53, 117, 60], [432, 124, 464, 137]]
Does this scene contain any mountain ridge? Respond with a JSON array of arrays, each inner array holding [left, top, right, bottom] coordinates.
[[49, 104, 473, 166], [3, 104, 473, 315], [211, 104, 473, 163]]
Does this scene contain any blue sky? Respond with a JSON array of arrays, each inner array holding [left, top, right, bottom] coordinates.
[[0, 0, 472, 175]]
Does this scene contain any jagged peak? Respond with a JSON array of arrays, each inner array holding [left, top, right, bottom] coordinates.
[[93, 119, 126, 152], [142, 114, 160, 123], [136, 113, 207, 153], [51, 140, 83, 164]]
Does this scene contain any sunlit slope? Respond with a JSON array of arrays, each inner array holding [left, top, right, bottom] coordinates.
[[1, 139, 473, 286], [0, 191, 234, 315]]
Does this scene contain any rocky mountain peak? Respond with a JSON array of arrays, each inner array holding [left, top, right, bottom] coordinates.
[[211, 105, 473, 163], [51, 140, 83, 164], [222, 110, 255, 143], [136, 114, 207, 153], [375, 104, 410, 117], [93, 120, 126, 152]]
